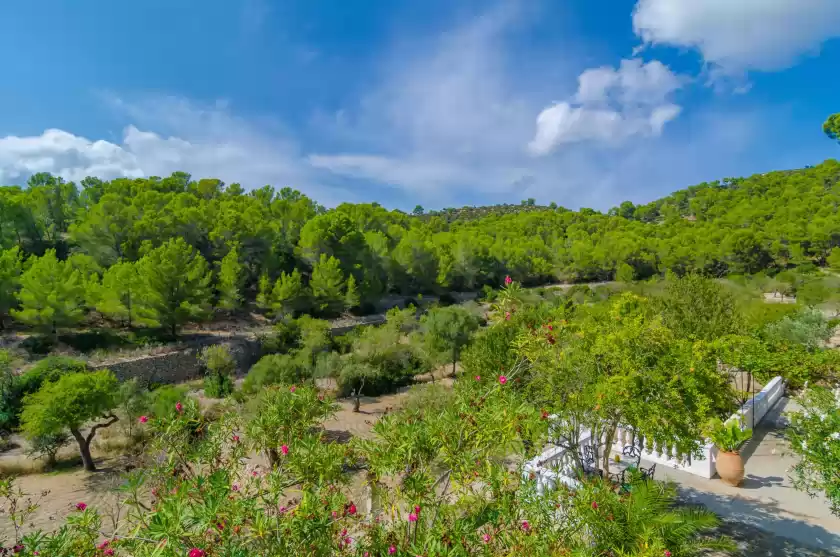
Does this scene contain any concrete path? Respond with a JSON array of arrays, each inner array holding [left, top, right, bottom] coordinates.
[[647, 397, 840, 555]]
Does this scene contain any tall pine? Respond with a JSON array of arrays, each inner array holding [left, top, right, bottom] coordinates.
[[271, 268, 308, 317], [12, 249, 85, 336], [310, 254, 345, 315], [97, 260, 149, 328], [136, 238, 212, 336], [217, 245, 244, 310], [0, 248, 23, 329]]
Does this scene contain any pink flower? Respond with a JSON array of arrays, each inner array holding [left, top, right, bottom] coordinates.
[[664, 552, 671, 557], [591, 501, 598, 509], [547, 324, 553, 331], [499, 375, 507, 385], [281, 444, 289, 455], [504, 311, 511, 320], [521, 520, 530, 531], [75, 502, 87, 511], [97, 540, 110, 550], [505, 275, 512, 285], [414, 504, 421, 514], [408, 512, 418, 522], [474, 375, 481, 381], [348, 503, 357, 515], [388, 546, 397, 555], [232, 483, 239, 491], [232, 435, 240, 443], [332, 511, 338, 519], [175, 401, 183, 413], [188, 549, 206, 557], [103, 550, 114, 556], [279, 506, 287, 514], [482, 533, 491, 543], [290, 385, 296, 393], [138, 415, 149, 423]]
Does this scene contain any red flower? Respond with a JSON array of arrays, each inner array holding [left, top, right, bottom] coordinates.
[[103, 550, 114, 556], [408, 512, 418, 522], [232, 483, 239, 491], [388, 546, 397, 555], [504, 275, 512, 285], [547, 324, 553, 331], [541, 410, 549, 420], [482, 533, 491, 543], [75, 502, 87, 511], [281, 444, 289, 455], [521, 520, 530, 531], [188, 549, 206, 557], [232, 435, 240, 443], [504, 311, 511, 320], [414, 504, 421, 514], [175, 401, 183, 413], [290, 385, 296, 393], [664, 552, 671, 557], [591, 501, 598, 509], [138, 415, 149, 424], [499, 375, 508, 385], [348, 503, 357, 515]]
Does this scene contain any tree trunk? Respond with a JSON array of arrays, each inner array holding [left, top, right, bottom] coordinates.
[[70, 427, 96, 472], [451, 345, 457, 377], [602, 424, 617, 475], [268, 448, 279, 469]]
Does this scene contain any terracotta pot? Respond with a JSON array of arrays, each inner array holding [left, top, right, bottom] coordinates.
[[716, 450, 744, 486]]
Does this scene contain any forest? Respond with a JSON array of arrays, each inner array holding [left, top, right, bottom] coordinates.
[[2, 155, 840, 339]]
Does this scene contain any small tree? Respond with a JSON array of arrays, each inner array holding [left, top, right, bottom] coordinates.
[[217, 245, 245, 311], [310, 254, 345, 315], [21, 370, 119, 472], [96, 260, 149, 328], [344, 275, 360, 312], [12, 249, 85, 337], [256, 272, 272, 310], [271, 269, 308, 317], [421, 306, 481, 377], [615, 262, 635, 283], [136, 238, 212, 336], [827, 247, 840, 272], [26, 431, 69, 470], [199, 344, 235, 398], [0, 247, 23, 330]]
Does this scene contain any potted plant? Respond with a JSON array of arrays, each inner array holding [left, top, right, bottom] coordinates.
[[706, 418, 753, 486]]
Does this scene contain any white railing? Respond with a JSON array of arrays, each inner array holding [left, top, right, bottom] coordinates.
[[525, 376, 786, 482]]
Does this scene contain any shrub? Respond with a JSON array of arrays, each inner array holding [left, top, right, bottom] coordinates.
[[258, 317, 303, 354], [148, 385, 189, 419], [763, 307, 832, 351], [242, 354, 311, 395], [199, 345, 235, 398], [437, 292, 456, 306]]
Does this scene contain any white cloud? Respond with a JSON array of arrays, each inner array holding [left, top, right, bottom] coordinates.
[[633, 0, 840, 72], [528, 59, 684, 155], [0, 129, 142, 184], [0, 97, 351, 205]]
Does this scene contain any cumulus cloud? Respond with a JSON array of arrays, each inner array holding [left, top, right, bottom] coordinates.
[[0, 97, 351, 205], [528, 59, 684, 155], [633, 0, 840, 72], [0, 129, 142, 184]]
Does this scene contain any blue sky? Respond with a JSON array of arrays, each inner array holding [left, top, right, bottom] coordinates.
[[1, 0, 839, 211]]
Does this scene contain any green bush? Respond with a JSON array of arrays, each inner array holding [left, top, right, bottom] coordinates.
[[19, 335, 55, 355], [148, 385, 189, 419], [763, 307, 832, 351], [258, 318, 303, 354], [242, 354, 311, 395], [199, 345, 235, 398], [437, 292, 456, 306]]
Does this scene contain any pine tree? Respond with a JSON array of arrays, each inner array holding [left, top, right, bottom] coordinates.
[[96, 260, 148, 328], [310, 254, 345, 315], [136, 238, 212, 336], [256, 272, 272, 310], [0, 247, 23, 329], [217, 245, 244, 310], [271, 269, 308, 317], [12, 249, 85, 336], [345, 274, 360, 311]]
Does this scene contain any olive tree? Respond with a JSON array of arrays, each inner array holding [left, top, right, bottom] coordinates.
[[421, 305, 481, 376], [21, 370, 119, 472]]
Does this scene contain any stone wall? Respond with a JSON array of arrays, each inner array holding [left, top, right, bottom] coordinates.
[[91, 336, 262, 386]]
